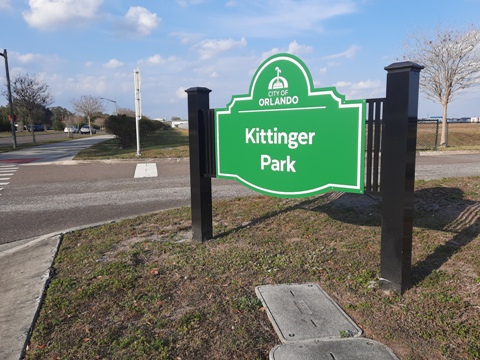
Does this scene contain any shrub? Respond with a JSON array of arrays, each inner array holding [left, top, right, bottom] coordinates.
[[52, 119, 64, 131], [105, 115, 169, 148]]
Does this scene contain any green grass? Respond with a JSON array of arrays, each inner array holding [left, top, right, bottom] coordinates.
[[25, 177, 480, 360], [74, 128, 189, 160], [0, 131, 74, 153]]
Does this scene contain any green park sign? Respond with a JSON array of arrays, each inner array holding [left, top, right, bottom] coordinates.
[[215, 53, 366, 198]]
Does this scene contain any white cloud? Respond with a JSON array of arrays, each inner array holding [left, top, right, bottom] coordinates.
[[350, 79, 381, 90], [335, 81, 352, 88], [193, 37, 247, 60], [104, 59, 124, 69], [323, 45, 361, 60], [146, 54, 167, 65], [66, 74, 107, 94], [261, 41, 312, 61], [22, 0, 103, 31], [0, 0, 11, 9], [176, 0, 204, 7], [10, 52, 62, 71], [120, 6, 160, 37], [15, 53, 42, 64], [218, 0, 357, 38], [261, 48, 281, 60], [287, 40, 313, 55], [136, 54, 182, 69], [334, 79, 383, 99], [175, 87, 187, 99], [170, 32, 202, 45]]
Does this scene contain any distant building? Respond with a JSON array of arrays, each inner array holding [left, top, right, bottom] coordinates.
[[171, 119, 188, 129]]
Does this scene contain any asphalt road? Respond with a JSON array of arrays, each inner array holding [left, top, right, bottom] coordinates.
[[0, 159, 255, 245], [415, 152, 480, 180]]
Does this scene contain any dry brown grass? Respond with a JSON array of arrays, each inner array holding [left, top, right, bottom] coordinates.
[[26, 177, 480, 360]]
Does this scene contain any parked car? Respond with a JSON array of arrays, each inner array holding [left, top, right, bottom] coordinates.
[[80, 125, 96, 134], [27, 124, 45, 132], [64, 126, 79, 133]]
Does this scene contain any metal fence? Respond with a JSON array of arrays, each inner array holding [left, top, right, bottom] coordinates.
[[417, 119, 439, 150], [365, 98, 383, 193]]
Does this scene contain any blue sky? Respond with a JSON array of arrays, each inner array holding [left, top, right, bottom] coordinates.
[[1, 0, 480, 120]]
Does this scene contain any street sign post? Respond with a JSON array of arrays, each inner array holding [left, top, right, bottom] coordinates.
[[215, 54, 365, 198]]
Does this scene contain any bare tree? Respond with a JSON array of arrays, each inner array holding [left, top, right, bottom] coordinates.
[[117, 107, 136, 117], [9, 73, 53, 143], [404, 26, 480, 147], [71, 95, 104, 135]]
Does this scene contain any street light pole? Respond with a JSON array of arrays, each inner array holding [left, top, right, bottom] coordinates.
[[1, 49, 17, 149], [100, 97, 117, 116]]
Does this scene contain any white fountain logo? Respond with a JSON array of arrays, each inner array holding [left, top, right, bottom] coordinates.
[[259, 66, 298, 107], [269, 67, 288, 90]]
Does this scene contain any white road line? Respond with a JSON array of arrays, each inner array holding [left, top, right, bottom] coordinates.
[[134, 163, 158, 178], [0, 165, 18, 194]]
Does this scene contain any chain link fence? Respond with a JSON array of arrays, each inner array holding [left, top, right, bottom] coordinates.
[[417, 119, 439, 150]]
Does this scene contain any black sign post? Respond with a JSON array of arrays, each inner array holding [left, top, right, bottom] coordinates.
[[379, 62, 423, 293], [186, 87, 213, 242]]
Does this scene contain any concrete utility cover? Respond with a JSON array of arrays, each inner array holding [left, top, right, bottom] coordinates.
[[256, 283, 361, 342], [270, 338, 399, 360]]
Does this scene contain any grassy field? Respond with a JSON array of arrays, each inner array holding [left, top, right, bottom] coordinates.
[[417, 122, 480, 150], [25, 177, 479, 359], [447, 123, 480, 149], [74, 128, 190, 159]]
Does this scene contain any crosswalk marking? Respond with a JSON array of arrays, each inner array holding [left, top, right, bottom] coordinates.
[[0, 165, 19, 196], [134, 163, 158, 178]]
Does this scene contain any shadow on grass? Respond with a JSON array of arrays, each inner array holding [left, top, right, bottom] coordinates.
[[214, 187, 479, 288], [411, 187, 480, 285], [321, 187, 479, 286], [212, 195, 329, 240]]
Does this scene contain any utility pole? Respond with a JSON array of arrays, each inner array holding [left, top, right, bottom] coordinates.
[[99, 97, 117, 116], [134, 68, 141, 157], [1, 49, 17, 149]]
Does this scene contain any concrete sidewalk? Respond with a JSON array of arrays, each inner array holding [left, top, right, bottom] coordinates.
[[0, 221, 113, 360], [0, 234, 61, 360]]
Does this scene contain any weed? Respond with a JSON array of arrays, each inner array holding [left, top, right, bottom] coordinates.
[[231, 297, 262, 312]]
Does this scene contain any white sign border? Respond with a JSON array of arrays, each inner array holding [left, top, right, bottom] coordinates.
[[215, 55, 364, 197]]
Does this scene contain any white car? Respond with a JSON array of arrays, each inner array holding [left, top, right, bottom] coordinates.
[[64, 126, 78, 133], [80, 125, 96, 134]]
